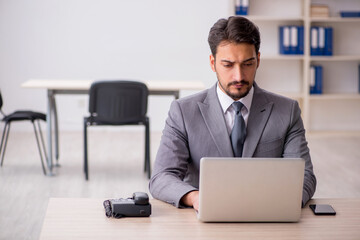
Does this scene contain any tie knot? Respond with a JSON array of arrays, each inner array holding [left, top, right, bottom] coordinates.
[[232, 101, 244, 114]]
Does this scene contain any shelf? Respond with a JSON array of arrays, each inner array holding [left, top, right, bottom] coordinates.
[[261, 55, 304, 60], [310, 55, 360, 61], [310, 17, 360, 23], [307, 130, 360, 136], [231, 0, 360, 132], [245, 16, 304, 22], [309, 93, 360, 100]]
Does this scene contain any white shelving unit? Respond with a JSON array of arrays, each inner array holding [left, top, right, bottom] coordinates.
[[232, 0, 360, 132]]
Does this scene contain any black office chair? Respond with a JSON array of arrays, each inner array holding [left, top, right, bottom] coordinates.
[[0, 91, 47, 175], [84, 81, 150, 180]]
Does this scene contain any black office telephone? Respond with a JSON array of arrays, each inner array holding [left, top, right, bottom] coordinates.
[[103, 192, 151, 218]]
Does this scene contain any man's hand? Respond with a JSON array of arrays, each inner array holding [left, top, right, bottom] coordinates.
[[181, 191, 199, 211]]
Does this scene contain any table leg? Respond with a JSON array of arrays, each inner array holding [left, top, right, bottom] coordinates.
[[174, 91, 179, 99], [46, 90, 54, 176], [53, 96, 60, 166]]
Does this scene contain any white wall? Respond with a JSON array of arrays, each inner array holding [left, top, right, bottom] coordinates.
[[0, 0, 232, 131]]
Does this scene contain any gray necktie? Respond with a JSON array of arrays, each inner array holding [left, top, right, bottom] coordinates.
[[230, 102, 246, 157]]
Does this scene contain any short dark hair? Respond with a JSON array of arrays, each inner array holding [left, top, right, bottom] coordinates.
[[208, 16, 261, 56]]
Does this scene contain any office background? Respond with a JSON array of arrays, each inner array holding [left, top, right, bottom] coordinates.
[[0, 0, 233, 132], [0, 0, 360, 239], [2, 0, 360, 133]]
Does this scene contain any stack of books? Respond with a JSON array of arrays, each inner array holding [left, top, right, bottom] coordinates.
[[235, 0, 249, 15], [310, 4, 329, 18], [310, 26, 333, 56], [310, 65, 323, 94], [279, 26, 304, 55]]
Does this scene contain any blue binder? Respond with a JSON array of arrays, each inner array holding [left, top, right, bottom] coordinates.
[[310, 26, 333, 56], [235, 0, 241, 15], [290, 26, 298, 54], [310, 65, 323, 94], [241, 0, 249, 15], [310, 66, 316, 94], [340, 11, 360, 17], [315, 66, 323, 94], [235, 0, 249, 15], [318, 27, 325, 55], [279, 26, 285, 54], [297, 26, 304, 55], [310, 27, 319, 56], [279, 25, 304, 55], [279, 26, 291, 54], [324, 27, 333, 56]]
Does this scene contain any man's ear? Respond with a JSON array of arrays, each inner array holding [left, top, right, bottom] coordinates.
[[256, 52, 261, 69], [210, 54, 216, 72]]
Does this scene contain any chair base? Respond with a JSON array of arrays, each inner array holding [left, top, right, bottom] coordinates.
[[83, 117, 151, 180], [0, 120, 47, 175]]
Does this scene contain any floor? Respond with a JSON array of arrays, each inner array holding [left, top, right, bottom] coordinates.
[[0, 130, 359, 239]]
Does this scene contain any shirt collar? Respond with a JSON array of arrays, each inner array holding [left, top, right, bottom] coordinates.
[[216, 82, 254, 113]]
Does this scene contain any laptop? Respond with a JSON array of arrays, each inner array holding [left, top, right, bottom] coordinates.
[[198, 157, 305, 222]]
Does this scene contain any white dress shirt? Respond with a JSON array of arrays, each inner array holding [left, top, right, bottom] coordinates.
[[216, 83, 254, 135]]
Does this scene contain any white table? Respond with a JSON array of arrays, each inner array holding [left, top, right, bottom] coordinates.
[[40, 198, 360, 240], [21, 79, 205, 175]]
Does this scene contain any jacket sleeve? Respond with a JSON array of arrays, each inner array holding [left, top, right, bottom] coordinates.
[[283, 100, 317, 207], [149, 100, 197, 207]]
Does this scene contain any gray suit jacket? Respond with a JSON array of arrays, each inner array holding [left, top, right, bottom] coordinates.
[[149, 83, 316, 207]]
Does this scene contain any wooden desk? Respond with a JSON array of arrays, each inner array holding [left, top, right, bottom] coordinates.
[[40, 198, 360, 240], [21, 79, 205, 175]]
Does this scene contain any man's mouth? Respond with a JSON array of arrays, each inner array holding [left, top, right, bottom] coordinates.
[[229, 81, 249, 88]]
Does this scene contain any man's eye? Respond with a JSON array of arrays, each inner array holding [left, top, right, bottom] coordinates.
[[244, 63, 253, 67], [223, 64, 232, 68]]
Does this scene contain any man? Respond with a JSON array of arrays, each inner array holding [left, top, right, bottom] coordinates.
[[149, 16, 316, 211]]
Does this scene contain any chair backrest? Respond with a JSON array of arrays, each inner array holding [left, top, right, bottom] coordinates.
[[0, 91, 4, 116], [88, 81, 148, 125], [0, 91, 3, 110]]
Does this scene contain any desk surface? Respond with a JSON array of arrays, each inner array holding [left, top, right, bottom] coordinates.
[[22, 79, 205, 92], [40, 198, 360, 240]]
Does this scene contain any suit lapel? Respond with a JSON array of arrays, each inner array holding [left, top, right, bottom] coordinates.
[[243, 84, 274, 157], [198, 84, 234, 157]]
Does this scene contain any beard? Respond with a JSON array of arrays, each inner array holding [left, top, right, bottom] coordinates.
[[217, 77, 252, 100]]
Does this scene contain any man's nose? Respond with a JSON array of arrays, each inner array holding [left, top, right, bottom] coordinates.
[[233, 65, 243, 81]]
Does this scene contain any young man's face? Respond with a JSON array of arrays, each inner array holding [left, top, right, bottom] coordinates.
[[210, 42, 260, 101]]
